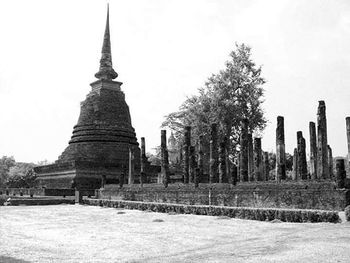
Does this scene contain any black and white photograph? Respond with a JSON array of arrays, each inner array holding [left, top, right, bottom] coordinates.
[[1, 0, 350, 262]]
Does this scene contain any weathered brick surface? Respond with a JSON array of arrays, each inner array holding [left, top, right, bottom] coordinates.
[[35, 81, 141, 189], [35, 11, 141, 190], [96, 182, 349, 211]]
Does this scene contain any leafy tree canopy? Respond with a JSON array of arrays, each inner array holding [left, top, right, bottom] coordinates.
[[0, 156, 37, 188], [162, 43, 267, 158]]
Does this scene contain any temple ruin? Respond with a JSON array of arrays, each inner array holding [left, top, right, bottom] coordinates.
[[34, 7, 141, 189], [30, 7, 350, 213]]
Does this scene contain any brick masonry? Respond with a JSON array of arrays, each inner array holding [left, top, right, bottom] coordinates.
[[96, 182, 350, 211]]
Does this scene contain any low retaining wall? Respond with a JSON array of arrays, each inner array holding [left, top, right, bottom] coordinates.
[[2, 197, 75, 206], [0, 188, 95, 198], [97, 181, 350, 211], [83, 198, 340, 223]]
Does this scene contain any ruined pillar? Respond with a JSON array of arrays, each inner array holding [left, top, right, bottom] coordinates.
[[119, 166, 125, 188], [194, 168, 199, 188], [239, 119, 249, 182], [237, 152, 241, 182], [101, 175, 106, 189], [248, 134, 254, 181], [253, 138, 262, 181], [335, 159, 346, 188], [128, 148, 135, 184], [231, 164, 238, 185], [140, 137, 146, 185], [317, 101, 329, 179], [183, 126, 191, 184], [224, 137, 230, 184], [346, 117, 350, 168], [161, 130, 170, 187], [292, 148, 298, 180], [276, 116, 286, 182], [309, 122, 317, 180], [263, 151, 269, 181], [219, 141, 226, 183], [327, 145, 333, 179], [209, 123, 218, 183], [75, 189, 82, 204], [297, 131, 307, 180], [189, 146, 196, 183], [197, 136, 204, 184]]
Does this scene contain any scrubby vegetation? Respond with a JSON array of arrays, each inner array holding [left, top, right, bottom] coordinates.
[[83, 199, 340, 223]]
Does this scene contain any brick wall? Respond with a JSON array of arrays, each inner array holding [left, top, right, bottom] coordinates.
[[96, 182, 350, 211]]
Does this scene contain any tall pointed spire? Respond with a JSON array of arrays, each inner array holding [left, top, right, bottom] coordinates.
[[95, 4, 118, 80]]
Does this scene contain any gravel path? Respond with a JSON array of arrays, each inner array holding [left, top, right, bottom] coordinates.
[[1, 205, 350, 262]]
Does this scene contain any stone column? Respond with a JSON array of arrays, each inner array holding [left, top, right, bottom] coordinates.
[[309, 122, 317, 180], [317, 101, 329, 179], [219, 141, 226, 183], [248, 134, 254, 181], [101, 175, 106, 189], [276, 116, 286, 182], [194, 168, 199, 188], [237, 152, 241, 182], [224, 137, 231, 184], [161, 130, 170, 187], [189, 146, 196, 183], [263, 151, 269, 181], [253, 138, 262, 181], [335, 159, 346, 188], [209, 123, 218, 183], [140, 137, 146, 185], [297, 131, 307, 180], [183, 126, 191, 183], [346, 117, 350, 168], [119, 173, 124, 188], [128, 148, 135, 184], [327, 145, 333, 179], [179, 144, 183, 166], [239, 119, 249, 182], [292, 148, 298, 180], [75, 189, 82, 204], [197, 135, 204, 184], [231, 164, 238, 185]]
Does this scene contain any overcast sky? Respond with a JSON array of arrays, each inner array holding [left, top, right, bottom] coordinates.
[[0, 0, 349, 163]]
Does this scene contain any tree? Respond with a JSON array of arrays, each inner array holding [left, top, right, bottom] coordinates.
[[162, 43, 267, 161], [146, 148, 161, 166], [7, 162, 36, 188], [0, 156, 16, 187]]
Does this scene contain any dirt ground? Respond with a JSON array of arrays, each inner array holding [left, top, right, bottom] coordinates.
[[1, 205, 350, 263]]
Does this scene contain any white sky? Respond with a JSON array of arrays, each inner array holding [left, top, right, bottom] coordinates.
[[0, 0, 349, 163]]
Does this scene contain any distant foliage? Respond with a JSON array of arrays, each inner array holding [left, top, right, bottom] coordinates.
[[0, 156, 36, 188], [146, 150, 161, 166], [7, 163, 36, 188], [0, 156, 16, 187], [162, 43, 267, 160]]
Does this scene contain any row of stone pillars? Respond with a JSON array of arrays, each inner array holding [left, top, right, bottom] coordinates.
[[124, 136, 148, 186], [276, 101, 350, 185], [239, 119, 270, 182], [181, 124, 230, 184], [128, 101, 350, 187], [291, 101, 333, 180], [173, 123, 235, 185]]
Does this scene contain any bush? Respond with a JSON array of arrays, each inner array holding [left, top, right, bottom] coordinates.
[[82, 199, 340, 223]]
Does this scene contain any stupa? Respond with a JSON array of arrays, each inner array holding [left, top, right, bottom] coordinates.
[[34, 7, 140, 189]]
